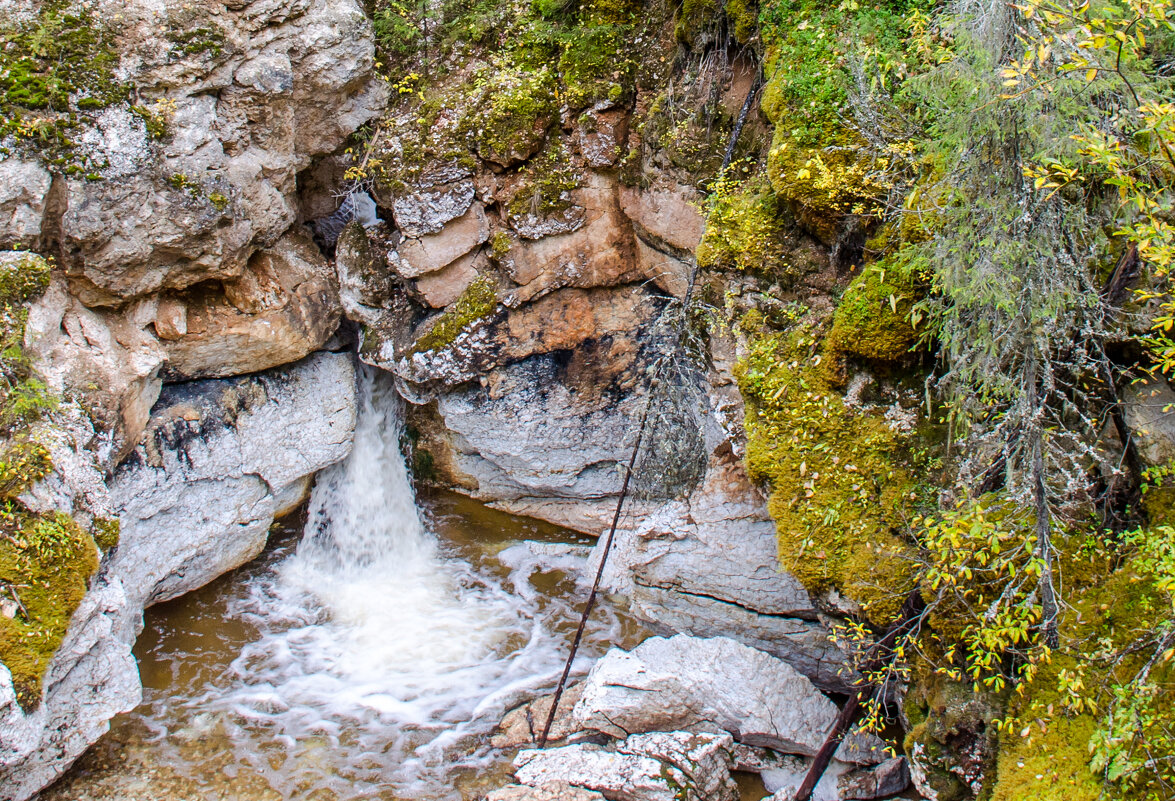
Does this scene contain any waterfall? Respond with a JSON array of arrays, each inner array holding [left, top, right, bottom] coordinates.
[[138, 365, 621, 800]]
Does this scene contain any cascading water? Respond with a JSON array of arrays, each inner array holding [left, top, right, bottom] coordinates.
[[100, 365, 629, 801]]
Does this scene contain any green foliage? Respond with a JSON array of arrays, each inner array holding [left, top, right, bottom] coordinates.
[[411, 275, 499, 353], [373, 1, 423, 58]]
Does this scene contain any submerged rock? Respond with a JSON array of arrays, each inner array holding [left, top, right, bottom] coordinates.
[[573, 635, 887, 765], [0, 352, 358, 801]]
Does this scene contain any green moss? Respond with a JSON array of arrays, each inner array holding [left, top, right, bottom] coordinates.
[[91, 517, 120, 552], [0, 502, 99, 711], [411, 275, 499, 353], [0, 253, 56, 436], [489, 230, 513, 261], [506, 135, 582, 220], [474, 66, 558, 165], [737, 325, 927, 622], [0, 1, 125, 172], [165, 25, 226, 58], [208, 192, 230, 212], [0, 253, 51, 307], [825, 248, 928, 368], [0, 441, 52, 499], [697, 172, 799, 280]]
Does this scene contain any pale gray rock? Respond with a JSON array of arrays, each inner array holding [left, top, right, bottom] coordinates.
[[514, 731, 736, 801], [509, 205, 587, 240], [111, 351, 357, 606], [616, 731, 738, 801], [486, 783, 606, 801], [0, 352, 359, 801], [573, 635, 886, 765], [593, 459, 854, 693], [392, 179, 475, 238], [0, 158, 51, 247]]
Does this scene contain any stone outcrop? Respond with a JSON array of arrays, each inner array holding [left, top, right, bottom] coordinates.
[[572, 635, 887, 764], [156, 227, 342, 381], [0, 0, 386, 305], [0, 352, 358, 801], [596, 459, 854, 692], [512, 731, 738, 801]]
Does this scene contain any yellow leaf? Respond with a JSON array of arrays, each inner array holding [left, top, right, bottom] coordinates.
[[1086, 68, 1097, 82]]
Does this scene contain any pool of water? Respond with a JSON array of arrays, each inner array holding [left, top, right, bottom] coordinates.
[[39, 367, 766, 801]]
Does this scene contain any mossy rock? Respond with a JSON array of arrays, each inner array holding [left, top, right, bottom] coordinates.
[[737, 325, 926, 623], [697, 173, 806, 282], [474, 67, 558, 168], [825, 248, 928, 368], [0, 504, 99, 711], [410, 275, 499, 354]]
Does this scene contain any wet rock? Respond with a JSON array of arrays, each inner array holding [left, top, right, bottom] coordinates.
[[486, 783, 606, 801], [111, 351, 357, 606], [336, 221, 396, 312], [396, 203, 490, 278], [159, 227, 342, 380], [493, 683, 587, 749], [573, 635, 887, 764], [0, 352, 358, 800], [513, 731, 737, 801]]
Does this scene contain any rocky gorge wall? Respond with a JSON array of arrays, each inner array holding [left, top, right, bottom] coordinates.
[[0, 0, 931, 798]]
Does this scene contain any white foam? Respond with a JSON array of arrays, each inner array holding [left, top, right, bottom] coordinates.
[[138, 366, 619, 800]]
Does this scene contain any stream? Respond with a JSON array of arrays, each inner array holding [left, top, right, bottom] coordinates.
[[42, 369, 646, 801]]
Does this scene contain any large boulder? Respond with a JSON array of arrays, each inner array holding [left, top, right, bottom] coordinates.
[[0, 352, 358, 800], [572, 635, 887, 764], [597, 459, 854, 692]]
